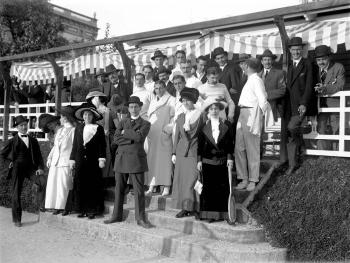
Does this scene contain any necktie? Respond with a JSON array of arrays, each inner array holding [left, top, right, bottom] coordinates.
[[293, 62, 297, 68], [131, 119, 136, 127], [21, 134, 28, 137], [320, 70, 326, 84], [265, 70, 269, 79]]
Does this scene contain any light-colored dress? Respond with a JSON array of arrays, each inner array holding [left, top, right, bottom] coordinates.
[[172, 109, 203, 211], [146, 92, 175, 186], [45, 123, 75, 210]]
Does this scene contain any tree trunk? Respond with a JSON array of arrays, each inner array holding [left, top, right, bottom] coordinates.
[[0, 61, 12, 141], [274, 16, 290, 72], [114, 41, 133, 99], [47, 55, 63, 115]]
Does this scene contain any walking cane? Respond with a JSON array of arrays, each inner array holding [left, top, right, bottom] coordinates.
[[227, 165, 236, 224]]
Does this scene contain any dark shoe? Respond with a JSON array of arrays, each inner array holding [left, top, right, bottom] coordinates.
[[226, 218, 235, 225], [61, 211, 69, 216], [192, 212, 200, 220], [40, 207, 46, 212], [137, 220, 152, 229], [104, 218, 122, 224], [14, 222, 22, 227], [77, 213, 86, 218], [175, 210, 189, 218], [52, 210, 61, 215], [88, 214, 95, 220], [207, 219, 215, 223]]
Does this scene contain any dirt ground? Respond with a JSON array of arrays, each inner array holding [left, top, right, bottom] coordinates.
[[0, 207, 185, 263]]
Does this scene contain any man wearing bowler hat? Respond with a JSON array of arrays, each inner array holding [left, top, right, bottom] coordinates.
[[284, 37, 316, 175], [0, 115, 44, 227], [151, 50, 168, 76], [258, 49, 286, 161], [104, 96, 152, 228], [156, 66, 176, 97], [313, 45, 345, 150]]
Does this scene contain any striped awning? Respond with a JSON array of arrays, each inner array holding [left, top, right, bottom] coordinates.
[[10, 20, 350, 83]]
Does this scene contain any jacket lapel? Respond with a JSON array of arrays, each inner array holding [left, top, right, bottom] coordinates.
[[291, 58, 305, 85], [217, 121, 228, 144], [324, 61, 334, 84], [202, 121, 218, 149]]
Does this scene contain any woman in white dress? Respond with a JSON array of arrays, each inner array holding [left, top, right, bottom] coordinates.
[[146, 80, 175, 196], [45, 106, 76, 215]]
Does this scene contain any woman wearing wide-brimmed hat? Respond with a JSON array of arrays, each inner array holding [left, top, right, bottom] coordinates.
[[69, 102, 106, 219], [86, 90, 116, 179], [172, 88, 204, 219], [197, 97, 234, 223], [44, 106, 76, 215]]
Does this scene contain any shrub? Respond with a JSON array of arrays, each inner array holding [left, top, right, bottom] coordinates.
[[0, 141, 51, 213], [251, 157, 350, 261]]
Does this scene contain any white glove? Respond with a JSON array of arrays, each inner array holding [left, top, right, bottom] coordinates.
[[99, 159, 106, 168], [197, 161, 202, 172], [69, 160, 75, 170], [227, 159, 234, 169], [171, 155, 176, 164]]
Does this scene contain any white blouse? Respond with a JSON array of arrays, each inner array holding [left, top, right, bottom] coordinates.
[[83, 124, 98, 145], [210, 117, 220, 144]]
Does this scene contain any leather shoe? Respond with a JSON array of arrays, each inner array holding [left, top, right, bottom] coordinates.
[[137, 220, 152, 229], [77, 213, 87, 218], [88, 214, 95, 219], [52, 210, 61, 215], [104, 218, 122, 224], [175, 210, 189, 218], [14, 222, 22, 227], [61, 210, 69, 216]]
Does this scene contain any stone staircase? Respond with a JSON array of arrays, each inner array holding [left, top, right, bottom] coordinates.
[[40, 187, 287, 262]]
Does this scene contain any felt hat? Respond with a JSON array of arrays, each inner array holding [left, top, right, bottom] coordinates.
[[288, 37, 307, 47], [74, 102, 103, 121], [38, 114, 60, 133], [85, 90, 107, 100], [314, 45, 332, 58], [104, 64, 120, 75], [201, 97, 227, 112], [125, 96, 143, 107], [151, 50, 167, 60], [180, 87, 199, 104], [13, 115, 29, 127], [259, 49, 277, 59], [212, 47, 228, 58], [95, 69, 106, 78], [236, 53, 251, 63], [156, 66, 172, 75], [57, 106, 75, 119]]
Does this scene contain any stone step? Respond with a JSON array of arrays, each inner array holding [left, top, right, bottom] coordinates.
[[104, 201, 265, 244], [40, 212, 286, 263]]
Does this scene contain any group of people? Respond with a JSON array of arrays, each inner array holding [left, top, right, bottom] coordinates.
[[1, 36, 346, 228]]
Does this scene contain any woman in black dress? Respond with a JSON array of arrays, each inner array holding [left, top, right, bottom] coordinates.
[[197, 98, 234, 223], [69, 103, 106, 219]]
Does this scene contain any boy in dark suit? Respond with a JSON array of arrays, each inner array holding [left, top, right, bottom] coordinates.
[[104, 96, 152, 228], [0, 115, 44, 227]]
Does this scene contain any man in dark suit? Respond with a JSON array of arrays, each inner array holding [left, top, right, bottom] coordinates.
[[28, 81, 44, 104], [0, 115, 44, 227], [194, 56, 208, 84], [104, 96, 152, 228], [156, 66, 176, 97], [151, 50, 167, 76], [258, 49, 286, 162], [284, 37, 316, 175], [313, 45, 345, 150]]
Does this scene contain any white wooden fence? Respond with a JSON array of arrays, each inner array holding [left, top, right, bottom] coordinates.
[[1, 92, 350, 157]]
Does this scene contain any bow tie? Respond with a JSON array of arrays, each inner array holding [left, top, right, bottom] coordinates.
[[20, 134, 28, 137]]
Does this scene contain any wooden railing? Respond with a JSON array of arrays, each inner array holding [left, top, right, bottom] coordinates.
[[0, 102, 82, 141]]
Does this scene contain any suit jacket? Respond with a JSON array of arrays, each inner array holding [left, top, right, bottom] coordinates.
[[101, 79, 132, 104], [47, 126, 75, 167], [114, 117, 150, 173], [286, 58, 316, 117], [28, 85, 44, 104], [258, 68, 286, 121], [11, 87, 28, 104], [314, 61, 345, 94], [197, 119, 234, 165], [218, 62, 242, 104], [0, 134, 44, 177]]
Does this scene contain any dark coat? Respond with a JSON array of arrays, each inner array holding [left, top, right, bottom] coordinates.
[[114, 117, 150, 174], [285, 58, 316, 117], [100, 80, 132, 104], [197, 119, 234, 164], [314, 61, 345, 94], [28, 85, 44, 104], [0, 133, 44, 178], [11, 87, 28, 104], [258, 68, 286, 121], [218, 63, 242, 104]]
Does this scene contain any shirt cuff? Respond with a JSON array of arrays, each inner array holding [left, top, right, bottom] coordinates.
[[98, 158, 106, 162]]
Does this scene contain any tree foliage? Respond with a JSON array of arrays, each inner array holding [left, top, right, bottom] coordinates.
[[0, 0, 68, 57]]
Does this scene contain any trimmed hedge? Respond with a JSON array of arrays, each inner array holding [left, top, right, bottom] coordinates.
[[251, 157, 350, 261], [0, 141, 51, 213]]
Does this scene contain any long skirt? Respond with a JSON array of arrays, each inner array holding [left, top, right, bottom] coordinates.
[[45, 166, 73, 210], [172, 156, 199, 211], [199, 163, 229, 220]]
